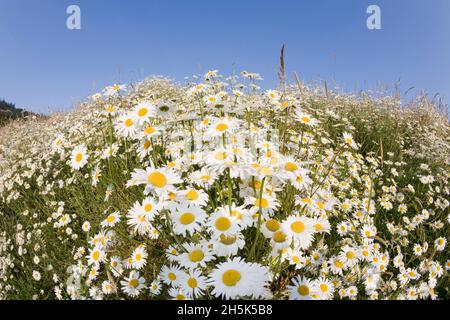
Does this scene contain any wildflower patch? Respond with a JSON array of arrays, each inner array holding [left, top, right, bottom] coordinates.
[[0, 71, 449, 300]]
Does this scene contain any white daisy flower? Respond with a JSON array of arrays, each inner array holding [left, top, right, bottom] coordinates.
[[281, 215, 315, 250], [86, 244, 106, 267], [178, 269, 208, 299], [69, 145, 89, 170], [130, 166, 182, 195], [208, 257, 270, 299], [101, 211, 121, 228], [177, 242, 213, 269], [169, 203, 206, 236], [133, 101, 156, 124], [120, 271, 146, 297], [287, 276, 317, 300]]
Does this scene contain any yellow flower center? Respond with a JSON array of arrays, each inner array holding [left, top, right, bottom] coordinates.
[[314, 223, 323, 232], [187, 278, 198, 289], [334, 259, 343, 268], [144, 204, 153, 212], [75, 153, 83, 162], [265, 219, 280, 232], [255, 198, 269, 208], [320, 284, 328, 292], [273, 231, 287, 243], [143, 141, 151, 150], [216, 123, 229, 132], [222, 270, 241, 287], [129, 279, 139, 288], [281, 101, 290, 108], [138, 108, 148, 117], [346, 251, 355, 260], [188, 250, 204, 263], [298, 285, 310, 296], [219, 234, 237, 245], [179, 212, 195, 225], [215, 217, 231, 231], [168, 272, 177, 281], [284, 162, 298, 172], [125, 118, 134, 127], [290, 221, 305, 233], [92, 251, 100, 261], [145, 126, 155, 135], [186, 190, 199, 200], [147, 172, 167, 188], [301, 116, 311, 123]]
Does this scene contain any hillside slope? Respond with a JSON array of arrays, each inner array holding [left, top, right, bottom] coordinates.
[[0, 74, 449, 300]]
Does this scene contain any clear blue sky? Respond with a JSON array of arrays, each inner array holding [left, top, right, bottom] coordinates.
[[0, 0, 449, 114]]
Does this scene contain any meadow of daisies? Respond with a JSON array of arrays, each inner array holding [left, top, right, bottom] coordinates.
[[0, 70, 449, 300]]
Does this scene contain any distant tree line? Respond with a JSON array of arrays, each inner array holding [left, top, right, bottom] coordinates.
[[0, 99, 32, 126]]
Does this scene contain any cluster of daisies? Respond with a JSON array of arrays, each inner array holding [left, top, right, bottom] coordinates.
[[0, 71, 449, 300]]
